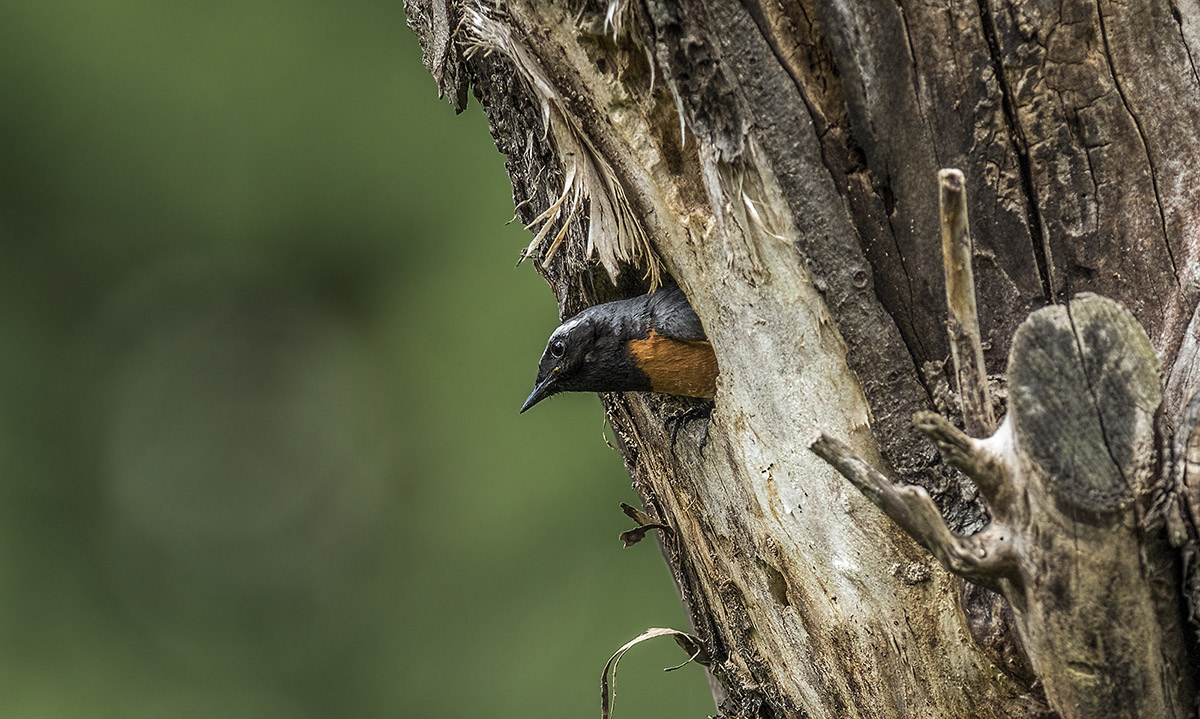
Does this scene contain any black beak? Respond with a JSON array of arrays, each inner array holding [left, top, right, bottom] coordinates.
[[520, 376, 556, 413]]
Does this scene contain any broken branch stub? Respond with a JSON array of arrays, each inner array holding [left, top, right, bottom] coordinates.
[[809, 434, 1017, 590], [911, 411, 1011, 513], [815, 293, 1191, 718], [1000, 295, 1190, 717], [937, 169, 995, 437], [1007, 294, 1160, 518]]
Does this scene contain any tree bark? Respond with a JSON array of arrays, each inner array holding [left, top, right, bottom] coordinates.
[[406, 1, 1200, 716]]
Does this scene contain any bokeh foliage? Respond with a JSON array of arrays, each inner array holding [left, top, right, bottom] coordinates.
[[0, 1, 712, 716]]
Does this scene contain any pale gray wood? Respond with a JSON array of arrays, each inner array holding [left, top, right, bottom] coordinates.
[[406, 1, 1200, 716]]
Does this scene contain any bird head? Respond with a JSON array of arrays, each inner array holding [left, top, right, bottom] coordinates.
[[520, 308, 648, 413]]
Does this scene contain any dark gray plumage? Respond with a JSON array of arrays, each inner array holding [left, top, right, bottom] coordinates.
[[520, 286, 715, 413]]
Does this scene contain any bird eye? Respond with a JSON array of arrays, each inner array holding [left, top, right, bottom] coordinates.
[[550, 339, 566, 359]]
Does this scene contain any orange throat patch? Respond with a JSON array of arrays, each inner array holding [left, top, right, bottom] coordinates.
[[627, 330, 719, 398]]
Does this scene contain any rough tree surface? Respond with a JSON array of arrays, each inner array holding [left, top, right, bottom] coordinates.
[[406, 1, 1200, 717]]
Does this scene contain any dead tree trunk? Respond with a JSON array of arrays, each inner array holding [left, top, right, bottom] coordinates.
[[406, 1, 1200, 716]]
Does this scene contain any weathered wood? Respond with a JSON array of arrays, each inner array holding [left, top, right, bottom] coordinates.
[[1174, 391, 1200, 641], [983, 0, 1200, 353], [406, 0, 1200, 716], [1003, 295, 1186, 717], [822, 294, 1191, 718], [938, 169, 995, 437], [811, 432, 1017, 589], [912, 412, 1010, 516]]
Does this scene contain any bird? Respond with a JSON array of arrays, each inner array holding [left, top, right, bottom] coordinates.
[[520, 286, 719, 417]]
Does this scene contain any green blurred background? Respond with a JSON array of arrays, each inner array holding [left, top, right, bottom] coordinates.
[[0, 1, 713, 716]]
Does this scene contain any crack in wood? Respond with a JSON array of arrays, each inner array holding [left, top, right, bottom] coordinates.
[[1093, 0, 1182, 286], [975, 0, 1056, 302], [1167, 0, 1200, 103], [1063, 298, 1130, 493]]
